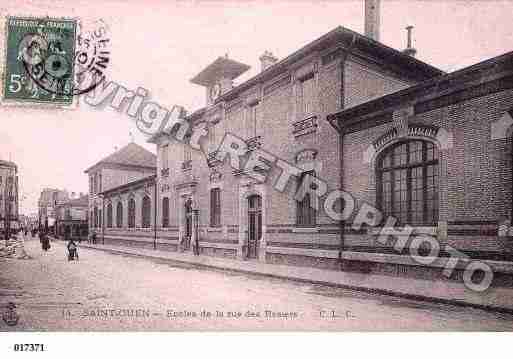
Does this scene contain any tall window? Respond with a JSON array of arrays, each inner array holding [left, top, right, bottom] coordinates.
[[89, 176, 93, 194], [162, 144, 169, 169], [246, 103, 258, 139], [99, 173, 102, 193], [208, 123, 216, 153], [210, 188, 221, 227], [116, 202, 123, 228], [90, 210, 93, 227], [93, 174, 98, 194], [106, 203, 113, 228], [297, 73, 315, 116], [128, 198, 136, 228], [184, 145, 192, 162], [296, 171, 316, 227], [162, 197, 169, 227], [98, 209, 102, 228], [142, 196, 151, 228], [377, 140, 439, 225]]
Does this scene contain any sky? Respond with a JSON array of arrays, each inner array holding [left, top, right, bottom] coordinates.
[[1, 0, 512, 215]]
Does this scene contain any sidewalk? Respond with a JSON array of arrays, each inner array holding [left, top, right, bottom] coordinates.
[[78, 241, 513, 314]]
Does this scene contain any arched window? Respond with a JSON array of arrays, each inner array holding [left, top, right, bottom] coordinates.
[[377, 140, 439, 225], [142, 196, 151, 228], [106, 203, 113, 228], [128, 198, 136, 228], [116, 202, 123, 228], [162, 197, 169, 227]]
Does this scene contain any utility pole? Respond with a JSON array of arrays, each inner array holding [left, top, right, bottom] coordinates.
[[4, 176, 13, 245]]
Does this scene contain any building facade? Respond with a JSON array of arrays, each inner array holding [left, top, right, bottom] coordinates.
[[84, 142, 157, 241], [55, 194, 89, 240], [326, 51, 513, 280], [37, 188, 69, 230], [84, 2, 513, 287], [0, 160, 19, 233], [146, 26, 442, 264]]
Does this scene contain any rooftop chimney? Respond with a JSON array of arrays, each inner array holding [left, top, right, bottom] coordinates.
[[403, 25, 417, 57], [259, 51, 278, 72], [364, 0, 380, 41]]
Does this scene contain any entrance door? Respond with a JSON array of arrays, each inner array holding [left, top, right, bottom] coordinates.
[[184, 199, 192, 250], [247, 195, 262, 259]]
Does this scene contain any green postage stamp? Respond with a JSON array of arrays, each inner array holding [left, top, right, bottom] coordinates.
[[2, 16, 77, 105]]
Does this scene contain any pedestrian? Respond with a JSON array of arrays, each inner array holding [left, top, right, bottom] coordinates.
[[67, 238, 78, 261], [41, 232, 51, 252]]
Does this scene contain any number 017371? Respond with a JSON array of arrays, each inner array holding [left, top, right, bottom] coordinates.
[[13, 344, 45, 352]]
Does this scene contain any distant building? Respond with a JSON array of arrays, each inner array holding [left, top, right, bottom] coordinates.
[[37, 188, 69, 229], [55, 194, 89, 240], [84, 142, 156, 240], [0, 160, 19, 232]]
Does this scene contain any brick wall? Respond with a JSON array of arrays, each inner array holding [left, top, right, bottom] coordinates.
[[344, 57, 413, 108], [152, 49, 420, 267], [341, 87, 513, 256]]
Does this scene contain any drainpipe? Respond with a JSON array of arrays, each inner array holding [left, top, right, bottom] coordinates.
[[154, 179, 157, 250], [510, 134, 513, 227], [102, 195, 105, 245], [336, 34, 356, 270], [338, 130, 345, 269]]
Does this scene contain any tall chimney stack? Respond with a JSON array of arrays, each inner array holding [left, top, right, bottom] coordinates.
[[364, 0, 381, 41], [403, 25, 417, 57]]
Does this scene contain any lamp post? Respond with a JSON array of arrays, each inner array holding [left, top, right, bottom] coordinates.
[[192, 208, 200, 256], [4, 176, 14, 244]]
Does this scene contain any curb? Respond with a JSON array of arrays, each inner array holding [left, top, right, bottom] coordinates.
[[81, 244, 513, 316]]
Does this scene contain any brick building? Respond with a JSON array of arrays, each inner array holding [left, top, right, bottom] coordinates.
[[326, 51, 513, 279], [0, 159, 18, 232], [146, 24, 442, 263], [87, 2, 513, 285], [84, 142, 157, 242]]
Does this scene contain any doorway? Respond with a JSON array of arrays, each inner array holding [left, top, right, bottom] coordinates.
[[184, 199, 192, 250], [247, 195, 262, 259]]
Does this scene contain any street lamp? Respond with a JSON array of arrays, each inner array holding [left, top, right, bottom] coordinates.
[[192, 207, 200, 256]]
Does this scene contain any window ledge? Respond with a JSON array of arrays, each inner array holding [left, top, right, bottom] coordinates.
[[292, 227, 319, 233]]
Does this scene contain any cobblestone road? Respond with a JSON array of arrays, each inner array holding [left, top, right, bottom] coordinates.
[[1, 235, 513, 331]]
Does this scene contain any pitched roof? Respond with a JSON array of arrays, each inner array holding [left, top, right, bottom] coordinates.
[[218, 26, 444, 102], [85, 143, 156, 173], [0, 160, 17, 169], [327, 50, 513, 129]]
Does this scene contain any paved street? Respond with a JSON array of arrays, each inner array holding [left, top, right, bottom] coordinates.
[[1, 235, 513, 331]]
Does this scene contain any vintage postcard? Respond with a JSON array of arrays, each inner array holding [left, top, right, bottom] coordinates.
[[0, 0, 512, 357]]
